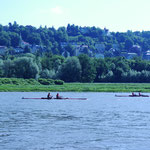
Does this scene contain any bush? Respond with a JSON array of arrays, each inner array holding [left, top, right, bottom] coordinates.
[[26, 79, 39, 85], [54, 80, 64, 85], [0, 78, 12, 84], [11, 78, 23, 85], [38, 78, 54, 85]]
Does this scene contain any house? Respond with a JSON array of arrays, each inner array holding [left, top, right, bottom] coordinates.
[[112, 44, 120, 50], [14, 47, 24, 54], [120, 52, 138, 59], [0, 46, 7, 55], [127, 53, 138, 59], [60, 42, 68, 49], [143, 50, 150, 60], [103, 28, 111, 36], [95, 43, 105, 53], [74, 44, 89, 56], [94, 53, 104, 58], [31, 45, 41, 53], [129, 45, 141, 56], [20, 40, 31, 49]]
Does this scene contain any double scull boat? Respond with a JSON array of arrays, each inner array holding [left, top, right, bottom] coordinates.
[[22, 97, 87, 100]]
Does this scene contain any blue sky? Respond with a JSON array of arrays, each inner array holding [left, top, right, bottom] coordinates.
[[0, 0, 150, 32]]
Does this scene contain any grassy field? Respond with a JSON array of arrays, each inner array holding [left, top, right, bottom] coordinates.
[[1, 83, 150, 92]]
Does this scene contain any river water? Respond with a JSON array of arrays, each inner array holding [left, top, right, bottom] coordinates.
[[1, 92, 150, 150]]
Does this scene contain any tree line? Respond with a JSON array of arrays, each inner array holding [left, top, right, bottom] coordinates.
[[1, 21, 150, 55], [1, 53, 150, 83]]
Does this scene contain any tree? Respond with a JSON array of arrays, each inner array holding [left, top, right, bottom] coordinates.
[[78, 54, 96, 82], [125, 38, 134, 50], [9, 32, 20, 47], [40, 69, 56, 79], [0, 31, 11, 46], [3, 59, 15, 77], [27, 33, 41, 45], [0, 59, 4, 77], [94, 58, 108, 82], [14, 57, 39, 79], [64, 44, 75, 56], [59, 57, 81, 82], [24, 45, 31, 53]]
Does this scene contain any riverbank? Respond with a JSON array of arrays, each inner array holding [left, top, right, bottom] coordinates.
[[0, 83, 150, 92]]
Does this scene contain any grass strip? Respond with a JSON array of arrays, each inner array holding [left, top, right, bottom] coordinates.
[[1, 83, 150, 92]]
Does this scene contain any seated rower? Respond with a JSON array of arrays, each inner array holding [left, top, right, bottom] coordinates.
[[132, 92, 137, 96], [47, 93, 53, 99], [56, 93, 62, 99]]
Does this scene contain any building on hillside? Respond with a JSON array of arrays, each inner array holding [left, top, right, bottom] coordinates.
[[14, 47, 24, 54], [94, 53, 104, 58], [74, 44, 89, 56], [0, 46, 7, 55], [129, 45, 141, 56], [31, 45, 47, 54], [31, 45, 41, 53], [120, 52, 138, 59], [20, 40, 31, 49], [143, 50, 150, 60], [112, 44, 120, 50], [127, 53, 138, 59], [60, 42, 68, 49], [95, 43, 105, 53], [103, 28, 111, 36]]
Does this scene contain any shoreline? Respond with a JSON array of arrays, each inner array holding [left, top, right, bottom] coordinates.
[[0, 83, 150, 92]]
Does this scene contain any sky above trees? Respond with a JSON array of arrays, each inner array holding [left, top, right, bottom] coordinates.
[[0, 0, 150, 32]]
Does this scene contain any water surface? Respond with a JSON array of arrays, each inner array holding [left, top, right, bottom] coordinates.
[[1, 92, 150, 150]]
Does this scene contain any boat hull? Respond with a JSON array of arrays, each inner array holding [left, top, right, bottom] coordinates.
[[115, 95, 149, 97], [22, 97, 87, 100]]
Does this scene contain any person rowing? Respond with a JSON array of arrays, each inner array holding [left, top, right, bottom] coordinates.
[[47, 93, 53, 99], [131, 92, 137, 96], [56, 93, 63, 99]]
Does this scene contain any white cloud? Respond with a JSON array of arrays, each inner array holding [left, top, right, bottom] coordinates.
[[51, 6, 63, 15]]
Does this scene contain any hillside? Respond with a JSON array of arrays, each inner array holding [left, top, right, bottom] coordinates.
[[0, 21, 150, 59]]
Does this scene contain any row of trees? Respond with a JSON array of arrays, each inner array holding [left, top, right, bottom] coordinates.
[[1, 22, 150, 55], [1, 53, 150, 83]]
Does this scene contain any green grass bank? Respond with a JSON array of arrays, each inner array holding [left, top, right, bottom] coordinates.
[[1, 82, 150, 92]]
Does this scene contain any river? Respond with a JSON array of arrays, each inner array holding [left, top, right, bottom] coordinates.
[[1, 92, 150, 150]]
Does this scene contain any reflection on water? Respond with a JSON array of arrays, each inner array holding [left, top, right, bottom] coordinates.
[[0, 92, 150, 150]]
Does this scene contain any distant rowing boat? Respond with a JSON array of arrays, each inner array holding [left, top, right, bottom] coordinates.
[[22, 97, 87, 100], [115, 94, 149, 97]]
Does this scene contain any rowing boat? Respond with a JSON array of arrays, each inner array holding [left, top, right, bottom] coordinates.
[[22, 97, 87, 100], [115, 94, 149, 97]]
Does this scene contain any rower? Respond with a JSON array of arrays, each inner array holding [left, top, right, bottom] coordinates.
[[132, 92, 136, 96], [47, 93, 52, 99], [56, 93, 62, 99]]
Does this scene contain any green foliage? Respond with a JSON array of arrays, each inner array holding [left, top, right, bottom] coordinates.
[[38, 78, 54, 85], [0, 78, 39, 85], [59, 57, 81, 82], [2, 22, 150, 83], [78, 54, 96, 82], [54, 80, 64, 85], [14, 57, 39, 79], [1, 22, 150, 57]]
